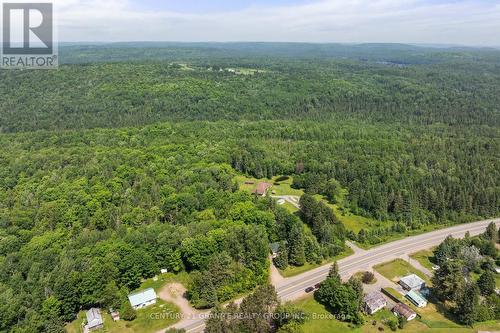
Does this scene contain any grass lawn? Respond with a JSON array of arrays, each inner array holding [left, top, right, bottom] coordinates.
[[383, 287, 404, 302], [65, 300, 180, 333], [294, 296, 360, 333], [410, 249, 437, 271], [235, 175, 304, 197], [281, 201, 299, 213], [139, 271, 191, 291], [334, 207, 393, 234], [279, 247, 354, 278], [374, 259, 431, 285]]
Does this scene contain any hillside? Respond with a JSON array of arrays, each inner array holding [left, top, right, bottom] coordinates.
[[0, 44, 499, 332]]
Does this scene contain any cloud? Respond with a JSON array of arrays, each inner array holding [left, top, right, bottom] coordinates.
[[52, 0, 500, 46]]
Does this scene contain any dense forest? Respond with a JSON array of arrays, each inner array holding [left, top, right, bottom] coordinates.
[[0, 43, 499, 332]]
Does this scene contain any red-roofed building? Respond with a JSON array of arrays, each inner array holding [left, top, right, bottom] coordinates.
[[253, 182, 272, 196]]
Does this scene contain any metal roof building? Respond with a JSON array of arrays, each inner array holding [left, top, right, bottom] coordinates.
[[128, 288, 158, 310], [405, 290, 428, 308], [392, 303, 417, 321], [85, 308, 104, 331], [399, 274, 426, 291]]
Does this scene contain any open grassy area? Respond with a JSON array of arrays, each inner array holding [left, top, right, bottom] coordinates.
[[374, 259, 431, 285], [383, 287, 405, 302], [279, 247, 354, 278], [235, 175, 304, 196], [139, 271, 191, 291], [281, 201, 299, 213], [410, 249, 437, 271], [65, 300, 180, 333], [294, 296, 360, 333], [333, 206, 393, 234]]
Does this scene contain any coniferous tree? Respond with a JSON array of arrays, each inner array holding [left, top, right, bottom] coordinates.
[[455, 282, 480, 326], [478, 271, 496, 296]]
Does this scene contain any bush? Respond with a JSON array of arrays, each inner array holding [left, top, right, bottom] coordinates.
[[273, 251, 289, 270], [397, 316, 407, 329], [387, 319, 398, 331], [120, 301, 137, 321], [362, 271, 375, 284], [275, 176, 290, 182]]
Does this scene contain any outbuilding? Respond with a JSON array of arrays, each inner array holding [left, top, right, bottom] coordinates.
[[253, 182, 272, 196], [128, 288, 158, 310], [399, 274, 426, 291], [405, 290, 428, 308], [392, 303, 417, 321], [85, 308, 104, 331]]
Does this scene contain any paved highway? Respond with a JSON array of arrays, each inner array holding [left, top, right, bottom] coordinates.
[[170, 217, 500, 333]]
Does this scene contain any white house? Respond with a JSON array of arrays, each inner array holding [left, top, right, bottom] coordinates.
[[128, 288, 158, 310], [405, 290, 428, 308], [85, 308, 104, 331], [399, 274, 426, 291]]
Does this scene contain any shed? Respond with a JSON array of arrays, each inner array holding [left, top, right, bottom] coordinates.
[[405, 290, 428, 308], [128, 288, 158, 310], [85, 308, 104, 331], [109, 308, 120, 322], [392, 303, 417, 321], [399, 274, 426, 291], [363, 291, 387, 314]]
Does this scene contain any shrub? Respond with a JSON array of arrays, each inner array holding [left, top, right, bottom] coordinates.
[[276, 176, 290, 182], [362, 271, 375, 284], [387, 319, 398, 331], [120, 301, 137, 321]]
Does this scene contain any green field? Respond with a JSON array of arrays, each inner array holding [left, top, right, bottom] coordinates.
[[374, 259, 431, 285], [65, 300, 180, 333], [235, 175, 304, 197], [410, 249, 437, 271], [139, 272, 191, 291], [294, 296, 360, 333]]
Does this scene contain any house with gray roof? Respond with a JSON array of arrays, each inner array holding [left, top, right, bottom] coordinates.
[[399, 274, 426, 291], [85, 308, 103, 331], [128, 288, 158, 310], [363, 291, 387, 314]]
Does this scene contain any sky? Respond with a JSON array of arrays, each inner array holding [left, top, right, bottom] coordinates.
[[48, 0, 500, 46]]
